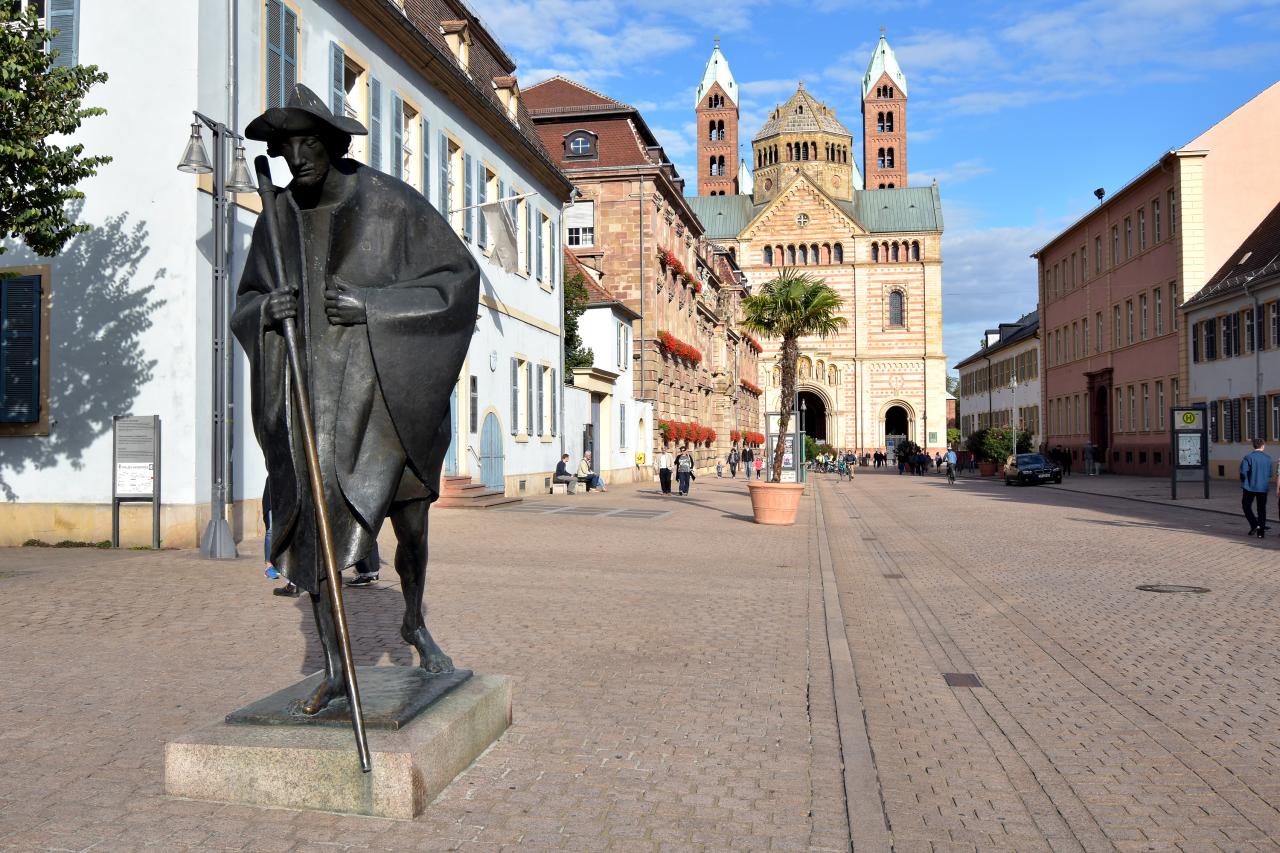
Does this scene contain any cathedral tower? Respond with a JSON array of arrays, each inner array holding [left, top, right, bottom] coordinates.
[[695, 39, 739, 196], [861, 30, 908, 189]]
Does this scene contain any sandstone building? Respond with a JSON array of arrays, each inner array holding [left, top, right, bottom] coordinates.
[[686, 33, 947, 453]]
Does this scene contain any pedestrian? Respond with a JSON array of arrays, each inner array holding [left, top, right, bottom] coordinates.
[[577, 450, 606, 492], [716, 457, 724, 477], [742, 445, 755, 479], [553, 453, 577, 494], [754, 455, 764, 479], [657, 446, 673, 495], [345, 541, 382, 587], [1240, 438, 1273, 538], [934, 451, 942, 470], [897, 452, 906, 475], [265, 480, 300, 597], [675, 445, 695, 495], [728, 446, 740, 478]]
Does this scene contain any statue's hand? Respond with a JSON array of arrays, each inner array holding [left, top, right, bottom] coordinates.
[[324, 277, 367, 326], [264, 291, 297, 327]]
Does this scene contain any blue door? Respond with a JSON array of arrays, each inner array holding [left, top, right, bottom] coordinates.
[[445, 385, 458, 476], [480, 413, 504, 491]]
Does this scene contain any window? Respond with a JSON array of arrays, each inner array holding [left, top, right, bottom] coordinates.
[[462, 152, 474, 243], [616, 320, 629, 370], [910, 241, 919, 261], [1082, 317, 1089, 355], [1272, 302, 1280, 348], [469, 375, 478, 433], [1072, 322, 1079, 360], [518, 194, 530, 274], [1244, 397, 1255, 441], [891, 242, 899, 262], [1139, 294, 1148, 340], [1126, 300, 1134, 345], [1124, 217, 1133, 258], [888, 290, 905, 327], [1156, 381, 1165, 430], [390, 96, 419, 189], [510, 357, 521, 435], [442, 21, 471, 70], [1245, 308, 1256, 354], [1138, 208, 1146, 251], [265, 0, 298, 109], [566, 200, 594, 247], [1168, 189, 1177, 235], [1141, 384, 1150, 430], [1128, 386, 1136, 433], [871, 243, 879, 262], [1273, 395, 1280, 442], [1172, 377, 1179, 405], [1171, 283, 1179, 330], [1192, 321, 1201, 362], [444, 136, 463, 235], [0, 274, 43, 424], [1116, 388, 1124, 432], [1094, 236, 1102, 273], [329, 44, 370, 163], [527, 361, 535, 435], [1112, 226, 1120, 265], [886, 147, 895, 168], [877, 147, 886, 169], [1209, 399, 1219, 442], [42, 0, 78, 68], [1153, 198, 1161, 241], [1096, 312, 1103, 352], [1204, 316, 1217, 360], [536, 209, 550, 284], [1113, 306, 1121, 350], [1154, 288, 1163, 335], [763, 245, 773, 265]]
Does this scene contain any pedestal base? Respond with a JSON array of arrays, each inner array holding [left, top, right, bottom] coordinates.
[[165, 671, 511, 818]]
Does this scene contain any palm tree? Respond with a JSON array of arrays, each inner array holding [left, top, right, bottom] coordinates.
[[741, 268, 847, 481]]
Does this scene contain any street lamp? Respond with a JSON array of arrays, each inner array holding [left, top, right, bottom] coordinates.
[[178, 111, 256, 559]]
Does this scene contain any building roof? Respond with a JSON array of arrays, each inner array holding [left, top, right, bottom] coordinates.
[[524, 75, 628, 111], [953, 311, 1040, 371], [1184, 200, 1280, 309], [863, 32, 909, 100], [685, 183, 944, 239], [693, 41, 739, 109], [754, 84, 852, 141], [737, 158, 753, 196]]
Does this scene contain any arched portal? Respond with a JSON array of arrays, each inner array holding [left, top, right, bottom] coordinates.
[[884, 404, 910, 445], [798, 390, 828, 442]]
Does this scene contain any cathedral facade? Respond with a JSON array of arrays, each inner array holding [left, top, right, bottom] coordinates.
[[686, 34, 948, 454]]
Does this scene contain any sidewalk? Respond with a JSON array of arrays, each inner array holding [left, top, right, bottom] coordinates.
[[1025, 470, 1245, 517]]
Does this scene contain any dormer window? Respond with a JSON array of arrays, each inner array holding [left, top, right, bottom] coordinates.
[[564, 130, 597, 160], [440, 20, 471, 72], [493, 76, 520, 123]]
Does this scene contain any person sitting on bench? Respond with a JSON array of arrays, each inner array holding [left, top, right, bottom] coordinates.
[[576, 451, 606, 492], [553, 454, 577, 494]]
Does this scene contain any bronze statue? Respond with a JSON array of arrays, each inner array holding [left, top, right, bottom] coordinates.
[[232, 85, 479, 728]]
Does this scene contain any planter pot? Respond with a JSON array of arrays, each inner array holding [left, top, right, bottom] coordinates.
[[747, 481, 805, 525], [977, 461, 997, 477]]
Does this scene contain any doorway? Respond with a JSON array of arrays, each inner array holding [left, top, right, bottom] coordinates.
[[884, 404, 909, 444], [479, 413, 504, 491], [797, 390, 827, 442]]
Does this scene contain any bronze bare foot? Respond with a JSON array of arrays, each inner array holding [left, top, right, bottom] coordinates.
[[402, 626, 454, 674], [300, 674, 345, 715]]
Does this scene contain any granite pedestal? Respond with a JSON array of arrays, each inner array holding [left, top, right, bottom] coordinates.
[[165, 668, 511, 819]]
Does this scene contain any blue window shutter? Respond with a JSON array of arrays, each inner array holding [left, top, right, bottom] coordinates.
[[510, 358, 518, 434], [265, 0, 284, 108], [463, 153, 473, 242], [438, 131, 449, 213], [526, 361, 534, 434], [390, 92, 403, 179], [550, 223, 557, 286], [525, 203, 533, 274], [509, 187, 517, 223], [620, 403, 626, 449], [47, 0, 79, 68], [550, 368, 557, 436], [477, 161, 487, 249], [536, 366, 543, 436], [329, 42, 345, 117], [369, 78, 382, 170], [283, 7, 297, 94], [421, 117, 431, 200], [0, 276, 42, 424], [535, 209, 544, 281], [498, 179, 506, 219]]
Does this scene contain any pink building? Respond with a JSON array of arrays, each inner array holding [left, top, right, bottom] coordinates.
[[1035, 82, 1280, 475]]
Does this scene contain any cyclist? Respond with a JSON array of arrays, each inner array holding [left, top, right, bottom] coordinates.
[[944, 447, 958, 484]]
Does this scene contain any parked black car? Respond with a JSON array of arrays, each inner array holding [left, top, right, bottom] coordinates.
[[1004, 453, 1063, 486]]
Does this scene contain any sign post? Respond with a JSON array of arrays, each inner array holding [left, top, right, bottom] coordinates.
[[1170, 405, 1208, 500], [765, 411, 804, 483], [113, 415, 161, 549]]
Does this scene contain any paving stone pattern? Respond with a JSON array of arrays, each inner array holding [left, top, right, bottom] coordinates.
[[0, 481, 838, 852], [821, 469, 1280, 852]]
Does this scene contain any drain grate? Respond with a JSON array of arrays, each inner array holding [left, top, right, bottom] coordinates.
[[943, 673, 983, 688], [1137, 584, 1210, 594], [861, 535, 878, 540], [882, 573, 904, 579]]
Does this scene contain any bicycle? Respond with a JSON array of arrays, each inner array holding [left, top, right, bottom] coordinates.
[[946, 462, 956, 484]]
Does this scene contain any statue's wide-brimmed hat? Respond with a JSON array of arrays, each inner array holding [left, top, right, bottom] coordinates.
[[245, 83, 367, 141]]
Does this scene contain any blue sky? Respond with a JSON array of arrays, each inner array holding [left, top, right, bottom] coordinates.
[[469, 0, 1280, 368]]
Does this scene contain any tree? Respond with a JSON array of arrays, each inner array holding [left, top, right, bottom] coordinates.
[[740, 268, 847, 481], [562, 265, 594, 374], [0, 4, 110, 257], [946, 427, 961, 447], [945, 372, 960, 397]]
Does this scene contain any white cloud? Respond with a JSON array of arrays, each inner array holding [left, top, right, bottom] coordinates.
[[909, 158, 992, 186]]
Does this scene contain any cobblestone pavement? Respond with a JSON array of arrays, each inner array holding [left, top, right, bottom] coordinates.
[[0, 479, 844, 852], [821, 469, 1280, 852]]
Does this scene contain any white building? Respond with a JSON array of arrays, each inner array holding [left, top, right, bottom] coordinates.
[[0, 0, 571, 547], [953, 312, 1042, 447], [564, 252, 653, 485], [1184, 201, 1280, 478]]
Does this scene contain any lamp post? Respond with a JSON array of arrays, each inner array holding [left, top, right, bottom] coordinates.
[[177, 112, 256, 559]]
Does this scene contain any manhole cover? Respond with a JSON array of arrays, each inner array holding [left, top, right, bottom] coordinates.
[[882, 573, 904, 579], [943, 673, 983, 688], [1136, 584, 1210, 594]]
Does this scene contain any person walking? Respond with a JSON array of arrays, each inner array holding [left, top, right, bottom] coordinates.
[[754, 455, 764, 480], [656, 446, 673, 495], [675, 445, 695, 495], [742, 445, 754, 480], [728, 446, 740, 478], [1240, 439, 1273, 538]]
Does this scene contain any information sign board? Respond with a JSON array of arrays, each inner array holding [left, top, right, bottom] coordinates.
[[1169, 406, 1208, 500], [112, 415, 161, 549]]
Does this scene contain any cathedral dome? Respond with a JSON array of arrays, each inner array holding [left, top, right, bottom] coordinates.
[[753, 84, 852, 141]]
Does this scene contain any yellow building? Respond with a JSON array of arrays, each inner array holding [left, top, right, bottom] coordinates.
[[687, 34, 947, 452]]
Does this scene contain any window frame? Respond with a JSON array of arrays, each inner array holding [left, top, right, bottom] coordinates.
[[0, 266, 51, 435]]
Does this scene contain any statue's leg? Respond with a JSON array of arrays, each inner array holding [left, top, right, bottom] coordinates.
[[301, 586, 346, 714], [389, 500, 454, 673]]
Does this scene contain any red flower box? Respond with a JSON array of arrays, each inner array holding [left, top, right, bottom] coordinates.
[[740, 379, 763, 396]]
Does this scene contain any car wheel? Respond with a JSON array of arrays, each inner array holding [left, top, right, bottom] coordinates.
[[1054, 475, 1062, 484], [1004, 477, 1011, 486]]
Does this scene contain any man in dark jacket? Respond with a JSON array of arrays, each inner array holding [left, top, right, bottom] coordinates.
[[232, 85, 479, 714], [1240, 439, 1274, 538]]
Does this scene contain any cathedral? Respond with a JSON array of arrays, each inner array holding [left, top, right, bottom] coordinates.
[[686, 34, 947, 454]]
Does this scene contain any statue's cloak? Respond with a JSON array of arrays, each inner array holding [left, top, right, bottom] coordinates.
[[232, 162, 479, 591]]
